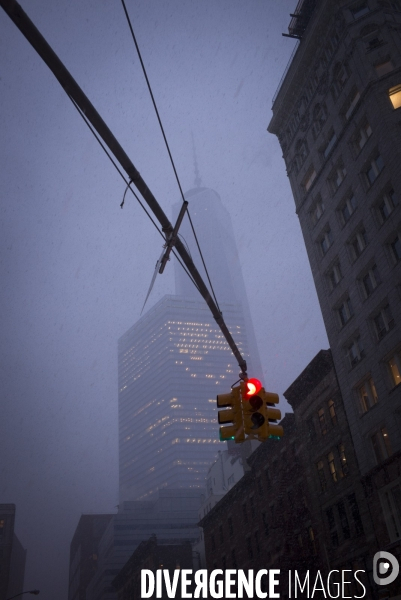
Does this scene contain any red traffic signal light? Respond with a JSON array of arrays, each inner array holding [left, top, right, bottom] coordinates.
[[243, 378, 262, 399]]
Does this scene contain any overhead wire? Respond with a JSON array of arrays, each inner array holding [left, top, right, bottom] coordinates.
[[119, 0, 221, 311], [67, 94, 200, 292]]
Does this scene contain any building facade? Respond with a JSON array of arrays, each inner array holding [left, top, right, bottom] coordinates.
[[268, 0, 401, 522], [199, 351, 380, 599]]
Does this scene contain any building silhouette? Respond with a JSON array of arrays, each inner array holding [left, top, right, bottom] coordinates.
[[118, 187, 262, 503], [68, 514, 112, 600], [0, 504, 26, 600], [268, 0, 401, 478]]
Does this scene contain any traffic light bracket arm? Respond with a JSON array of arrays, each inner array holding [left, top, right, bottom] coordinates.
[[0, 0, 249, 379]]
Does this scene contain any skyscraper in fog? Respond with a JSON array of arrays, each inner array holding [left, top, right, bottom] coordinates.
[[118, 187, 262, 502]]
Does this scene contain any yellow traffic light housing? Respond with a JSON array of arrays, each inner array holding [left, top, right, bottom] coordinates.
[[217, 385, 244, 443], [240, 379, 283, 442], [263, 390, 284, 440]]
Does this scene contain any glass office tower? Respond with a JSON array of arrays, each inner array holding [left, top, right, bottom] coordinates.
[[118, 187, 262, 502]]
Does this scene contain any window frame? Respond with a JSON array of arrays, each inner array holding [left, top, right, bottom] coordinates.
[[356, 376, 378, 413]]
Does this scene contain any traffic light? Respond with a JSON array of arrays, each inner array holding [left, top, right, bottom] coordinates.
[[240, 379, 283, 441], [216, 385, 244, 443], [262, 390, 284, 440]]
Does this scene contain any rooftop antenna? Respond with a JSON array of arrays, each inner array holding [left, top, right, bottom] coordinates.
[[191, 132, 202, 188]]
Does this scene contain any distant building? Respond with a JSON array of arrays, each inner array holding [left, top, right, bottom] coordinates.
[[119, 187, 263, 503], [193, 445, 248, 567], [85, 489, 202, 600], [0, 504, 26, 600], [68, 513, 113, 600], [112, 536, 193, 600]]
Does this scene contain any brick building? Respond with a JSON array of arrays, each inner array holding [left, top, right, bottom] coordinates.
[[284, 349, 375, 596], [199, 350, 381, 598]]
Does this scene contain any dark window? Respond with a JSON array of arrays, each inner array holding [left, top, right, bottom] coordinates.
[[262, 512, 269, 536], [326, 507, 339, 547], [231, 549, 237, 569], [246, 536, 253, 559], [250, 496, 255, 519], [242, 503, 248, 523], [311, 198, 325, 226], [357, 378, 378, 413], [228, 517, 234, 537], [329, 162, 347, 192], [347, 337, 365, 367], [338, 297, 354, 327], [323, 131, 337, 158], [338, 443, 349, 477], [353, 121, 372, 151], [340, 195, 357, 224], [328, 263, 342, 290], [351, 3, 370, 19], [318, 408, 327, 435], [372, 427, 393, 463], [257, 478, 263, 496], [317, 460, 327, 491], [350, 230, 367, 261], [390, 235, 401, 262], [264, 468, 270, 487], [348, 494, 364, 535], [308, 526, 317, 555], [337, 501, 351, 539], [219, 524, 224, 544], [320, 228, 333, 255], [362, 264, 380, 298], [344, 89, 361, 120], [377, 189, 395, 224], [373, 304, 394, 340], [211, 534, 216, 550], [365, 155, 384, 186], [328, 399, 337, 426], [307, 416, 317, 440], [255, 531, 260, 554]]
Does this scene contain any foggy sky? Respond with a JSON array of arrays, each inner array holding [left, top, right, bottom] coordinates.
[[0, 1, 328, 598]]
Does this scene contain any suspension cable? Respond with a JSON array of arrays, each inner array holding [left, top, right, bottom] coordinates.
[[119, 0, 221, 310]]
